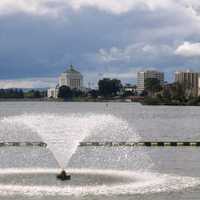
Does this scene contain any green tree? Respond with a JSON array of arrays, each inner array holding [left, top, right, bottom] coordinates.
[[71, 88, 84, 98], [170, 83, 185, 101], [112, 79, 122, 95], [33, 90, 42, 98], [58, 86, 72, 99], [98, 78, 122, 97], [162, 88, 171, 99], [0, 89, 24, 98], [88, 89, 99, 98], [122, 91, 133, 97], [144, 78, 162, 96]]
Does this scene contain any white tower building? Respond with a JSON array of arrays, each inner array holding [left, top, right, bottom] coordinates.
[[59, 65, 83, 90], [47, 65, 83, 98]]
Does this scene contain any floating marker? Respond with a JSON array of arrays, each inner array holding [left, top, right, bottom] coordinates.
[[177, 142, 184, 146], [2, 141, 200, 148], [0, 142, 47, 148], [79, 141, 200, 147]]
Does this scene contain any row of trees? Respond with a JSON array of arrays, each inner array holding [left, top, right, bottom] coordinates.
[[0, 78, 123, 100], [2, 77, 197, 103], [58, 77, 200, 102], [98, 78, 122, 97], [58, 86, 85, 99], [0, 89, 46, 99], [142, 78, 200, 105], [144, 78, 162, 96], [0, 89, 24, 98], [58, 78, 123, 99]]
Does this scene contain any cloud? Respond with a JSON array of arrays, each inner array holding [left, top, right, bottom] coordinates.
[[0, 0, 198, 17], [0, 77, 57, 89], [175, 42, 200, 57], [68, 0, 174, 14], [103, 70, 138, 80], [0, 0, 58, 17], [0, 0, 168, 17], [1, 0, 200, 85], [84, 67, 147, 85], [97, 46, 132, 62], [96, 44, 173, 63]]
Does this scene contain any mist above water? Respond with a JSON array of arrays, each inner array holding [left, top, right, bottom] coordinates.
[[2, 113, 138, 168]]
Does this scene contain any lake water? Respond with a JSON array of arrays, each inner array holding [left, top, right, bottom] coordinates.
[[0, 102, 200, 199]]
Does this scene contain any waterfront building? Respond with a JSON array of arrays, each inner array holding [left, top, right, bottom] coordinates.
[[175, 70, 199, 97], [137, 70, 164, 93], [59, 65, 83, 90], [47, 65, 83, 98], [199, 77, 200, 96], [123, 84, 137, 93], [47, 85, 59, 99]]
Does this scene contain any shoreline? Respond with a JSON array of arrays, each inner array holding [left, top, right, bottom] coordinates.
[[0, 98, 134, 103], [0, 98, 200, 106]]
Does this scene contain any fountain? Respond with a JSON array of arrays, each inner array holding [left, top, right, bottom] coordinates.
[[56, 170, 71, 181], [0, 113, 200, 197], [2, 113, 138, 179]]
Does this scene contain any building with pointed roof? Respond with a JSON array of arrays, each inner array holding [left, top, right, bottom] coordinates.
[[47, 65, 83, 98], [59, 65, 83, 90]]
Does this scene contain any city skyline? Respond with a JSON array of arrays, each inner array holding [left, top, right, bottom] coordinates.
[[1, 66, 200, 89], [1, 1, 200, 88]]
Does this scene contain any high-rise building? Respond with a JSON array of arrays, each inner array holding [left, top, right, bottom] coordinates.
[[47, 65, 83, 98], [59, 65, 83, 90], [199, 77, 200, 96], [137, 70, 164, 92], [175, 70, 199, 97]]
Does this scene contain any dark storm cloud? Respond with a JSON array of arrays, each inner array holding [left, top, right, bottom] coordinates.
[[0, 9, 128, 79], [1, 1, 200, 87]]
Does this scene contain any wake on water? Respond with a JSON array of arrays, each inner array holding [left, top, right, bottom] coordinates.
[[0, 113, 200, 196]]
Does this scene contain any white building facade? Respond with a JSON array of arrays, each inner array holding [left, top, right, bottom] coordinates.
[[48, 65, 83, 98], [137, 70, 164, 93], [59, 65, 83, 90], [47, 86, 59, 98]]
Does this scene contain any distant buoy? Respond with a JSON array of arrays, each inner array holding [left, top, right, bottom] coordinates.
[[57, 170, 71, 181]]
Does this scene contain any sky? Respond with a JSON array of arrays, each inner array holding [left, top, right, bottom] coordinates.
[[1, 0, 200, 88]]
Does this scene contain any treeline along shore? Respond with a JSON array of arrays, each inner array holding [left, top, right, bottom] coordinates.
[[1, 77, 200, 106], [140, 78, 200, 106], [0, 88, 46, 99]]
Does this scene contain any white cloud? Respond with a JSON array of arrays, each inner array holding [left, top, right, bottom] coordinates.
[[97, 46, 132, 62], [69, 0, 174, 14], [0, 0, 198, 16], [97, 44, 173, 63], [0, 77, 57, 89], [175, 42, 200, 57], [103, 71, 137, 79], [0, 0, 64, 17], [0, 0, 155, 16]]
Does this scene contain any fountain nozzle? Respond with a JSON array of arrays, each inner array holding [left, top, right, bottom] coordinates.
[[57, 170, 71, 181]]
